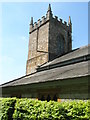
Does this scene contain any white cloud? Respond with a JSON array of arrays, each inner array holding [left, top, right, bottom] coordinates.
[[20, 36, 27, 41]]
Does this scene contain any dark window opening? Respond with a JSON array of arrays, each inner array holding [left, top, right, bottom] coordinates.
[[41, 95, 45, 101], [47, 95, 51, 102], [53, 95, 57, 101], [56, 34, 65, 55], [40, 94, 58, 102]]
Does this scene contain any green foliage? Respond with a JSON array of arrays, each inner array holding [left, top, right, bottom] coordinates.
[[13, 99, 68, 120], [13, 99, 90, 120], [62, 100, 90, 120], [0, 98, 16, 120], [0, 98, 89, 120]]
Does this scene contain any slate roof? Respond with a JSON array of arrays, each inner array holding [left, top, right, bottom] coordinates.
[[1, 45, 90, 88], [39, 45, 89, 68]]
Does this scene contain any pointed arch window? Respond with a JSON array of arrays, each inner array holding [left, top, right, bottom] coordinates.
[[56, 34, 65, 54]]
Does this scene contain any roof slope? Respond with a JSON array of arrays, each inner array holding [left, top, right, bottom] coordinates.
[[39, 45, 89, 68], [1, 45, 90, 88], [1, 61, 89, 88]]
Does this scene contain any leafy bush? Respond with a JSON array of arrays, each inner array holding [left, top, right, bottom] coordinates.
[[13, 99, 68, 120], [13, 99, 90, 120], [0, 98, 16, 120], [62, 100, 90, 120], [0, 98, 89, 120]]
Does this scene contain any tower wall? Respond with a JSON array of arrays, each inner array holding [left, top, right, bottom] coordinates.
[[49, 17, 72, 60], [26, 20, 49, 75]]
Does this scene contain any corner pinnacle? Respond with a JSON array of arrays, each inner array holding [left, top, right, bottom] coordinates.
[[48, 4, 51, 12], [68, 16, 71, 25], [30, 17, 33, 25]]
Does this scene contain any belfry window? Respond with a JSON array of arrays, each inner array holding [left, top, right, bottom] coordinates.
[[56, 34, 65, 54]]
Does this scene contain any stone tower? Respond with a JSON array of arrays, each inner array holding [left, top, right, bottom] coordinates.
[[26, 4, 72, 75]]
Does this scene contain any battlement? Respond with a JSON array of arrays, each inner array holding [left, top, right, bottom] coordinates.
[[30, 17, 71, 34], [29, 14, 51, 33], [29, 4, 72, 33], [53, 16, 69, 29]]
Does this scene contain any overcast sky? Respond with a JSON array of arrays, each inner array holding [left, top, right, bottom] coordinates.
[[0, 2, 88, 84]]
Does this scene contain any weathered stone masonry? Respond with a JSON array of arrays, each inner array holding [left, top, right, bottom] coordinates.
[[26, 4, 72, 75]]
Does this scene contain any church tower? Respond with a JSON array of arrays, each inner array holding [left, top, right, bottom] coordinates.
[[26, 4, 72, 75]]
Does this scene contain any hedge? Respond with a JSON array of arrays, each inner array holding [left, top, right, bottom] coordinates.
[[0, 98, 90, 120], [0, 98, 16, 120]]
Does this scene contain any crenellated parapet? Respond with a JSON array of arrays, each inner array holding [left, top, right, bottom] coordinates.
[[53, 15, 72, 31], [29, 7, 53, 33], [29, 15, 50, 33], [29, 4, 72, 34]]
